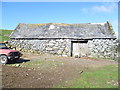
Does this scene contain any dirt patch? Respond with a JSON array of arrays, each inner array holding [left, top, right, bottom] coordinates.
[[2, 52, 118, 88]]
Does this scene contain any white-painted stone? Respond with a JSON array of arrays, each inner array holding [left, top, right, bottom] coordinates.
[[48, 25, 55, 30]]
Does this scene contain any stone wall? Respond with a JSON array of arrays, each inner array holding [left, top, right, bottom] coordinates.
[[8, 38, 118, 59], [8, 39, 71, 57], [87, 39, 118, 59]]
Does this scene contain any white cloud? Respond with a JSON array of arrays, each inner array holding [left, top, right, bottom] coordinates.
[[82, 2, 118, 13], [82, 8, 88, 14], [92, 6, 111, 13]]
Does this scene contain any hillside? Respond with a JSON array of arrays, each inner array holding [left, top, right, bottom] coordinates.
[[0, 29, 13, 42]]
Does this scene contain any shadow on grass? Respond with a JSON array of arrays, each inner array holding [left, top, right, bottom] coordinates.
[[8, 58, 30, 64]]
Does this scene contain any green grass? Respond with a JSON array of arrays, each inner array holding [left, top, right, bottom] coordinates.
[[0, 29, 13, 35], [56, 65, 118, 88], [20, 59, 62, 68], [0, 29, 13, 42], [88, 57, 119, 61], [6, 59, 63, 69]]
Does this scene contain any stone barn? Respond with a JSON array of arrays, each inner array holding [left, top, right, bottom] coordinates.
[[9, 21, 118, 58]]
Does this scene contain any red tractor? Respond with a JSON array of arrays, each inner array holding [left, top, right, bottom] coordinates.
[[0, 42, 22, 64]]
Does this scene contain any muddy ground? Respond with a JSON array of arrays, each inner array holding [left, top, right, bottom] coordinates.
[[2, 52, 118, 88]]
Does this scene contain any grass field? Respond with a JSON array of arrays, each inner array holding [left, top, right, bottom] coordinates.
[[0, 29, 13, 42], [56, 65, 118, 88], [7, 59, 63, 69]]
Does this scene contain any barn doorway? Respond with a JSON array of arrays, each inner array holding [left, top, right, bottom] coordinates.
[[71, 40, 89, 58]]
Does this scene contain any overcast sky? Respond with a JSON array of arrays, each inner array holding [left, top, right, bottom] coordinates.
[[1, 2, 119, 37]]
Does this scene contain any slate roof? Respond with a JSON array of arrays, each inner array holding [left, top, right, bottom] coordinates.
[[10, 21, 116, 39]]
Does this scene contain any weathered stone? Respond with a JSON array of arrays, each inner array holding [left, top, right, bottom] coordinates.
[[52, 47, 58, 49], [57, 50, 62, 55], [48, 43, 54, 46], [8, 38, 118, 59], [49, 40, 56, 44], [62, 55, 68, 57], [61, 45, 66, 48], [73, 53, 81, 58], [46, 47, 53, 51]]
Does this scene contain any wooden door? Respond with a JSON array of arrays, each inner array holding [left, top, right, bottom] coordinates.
[[72, 41, 88, 57]]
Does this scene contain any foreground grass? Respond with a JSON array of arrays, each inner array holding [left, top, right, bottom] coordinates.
[[86, 57, 119, 61], [56, 65, 118, 88], [6, 59, 63, 69], [20, 59, 63, 68]]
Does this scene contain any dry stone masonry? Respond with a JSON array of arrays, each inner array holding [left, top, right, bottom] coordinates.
[[8, 21, 118, 59], [87, 39, 118, 59], [9, 39, 71, 57], [9, 38, 118, 59]]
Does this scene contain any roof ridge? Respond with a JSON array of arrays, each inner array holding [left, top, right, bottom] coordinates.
[[18, 22, 106, 26]]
